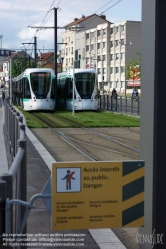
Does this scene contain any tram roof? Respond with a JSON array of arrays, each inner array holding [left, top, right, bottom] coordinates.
[[58, 68, 96, 77]]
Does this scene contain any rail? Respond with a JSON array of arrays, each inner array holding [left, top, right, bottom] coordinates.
[[98, 95, 140, 116], [0, 98, 27, 249]]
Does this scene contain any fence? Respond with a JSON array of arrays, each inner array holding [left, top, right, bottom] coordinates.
[[98, 95, 140, 116], [0, 99, 27, 249]]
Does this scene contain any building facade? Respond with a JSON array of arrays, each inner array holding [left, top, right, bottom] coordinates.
[[61, 14, 111, 72], [61, 17, 141, 93]]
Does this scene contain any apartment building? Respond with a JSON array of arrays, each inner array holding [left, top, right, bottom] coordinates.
[[61, 17, 141, 93], [109, 21, 141, 93], [61, 14, 111, 71]]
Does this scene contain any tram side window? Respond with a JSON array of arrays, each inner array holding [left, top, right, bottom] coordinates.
[[51, 78, 55, 98], [23, 78, 31, 99], [66, 78, 73, 98]]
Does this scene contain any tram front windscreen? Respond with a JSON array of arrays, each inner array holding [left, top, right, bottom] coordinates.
[[30, 72, 51, 98], [75, 73, 95, 98]]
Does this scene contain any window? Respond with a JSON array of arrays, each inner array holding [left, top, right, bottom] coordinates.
[[97, 55, 101, 61], [97, 43, 101, 49], [102, 55, 106, 61], [71, 47, 73, 54], [91, 32, 94, 38], [23, 78, 31, 99], [98, 68, 101, 74], [115, 67, 119, 73], [30, 72, 51, 98], [110, 67, 114, 74], [91, 44, 94, 50], [120, 81, 124, 88], [115, 53, 119, 60], [86, 33, 89, 39], [110, 54, 114, 61], [66, 48, 68, 55], [102, 42, 106, 48], [110, 41, 114, 47], [97, 30, 101, 36], [86, 45, 89, 52], [121, 53, 125, 60], [120, 39, 124, 45], [68, 37, 70, 42], [121, 66, 125, 73], [115, 40, 119, 47], [115, 26, 119, 33], [102, 29, 106, 35], [110, 28, 113, 34], [120, 25, 124, 32], [103, 68, 106, 74]]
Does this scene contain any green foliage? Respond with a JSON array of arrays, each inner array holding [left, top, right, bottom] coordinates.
[[11, 58, 34, 77], [15, 108, 140, 128], [55, 111, 140, 128]]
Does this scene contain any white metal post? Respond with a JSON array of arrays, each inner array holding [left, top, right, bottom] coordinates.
[[72, 61, 75, 116], [10, 58, 12, 105]]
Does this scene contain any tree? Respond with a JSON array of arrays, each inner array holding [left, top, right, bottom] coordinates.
[[126, 58, 141, 87], [11, 57, 34, 77]]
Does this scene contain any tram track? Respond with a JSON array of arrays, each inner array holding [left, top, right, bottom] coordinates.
[[28, 112, 140, 249], [30, 112, 140, 161]]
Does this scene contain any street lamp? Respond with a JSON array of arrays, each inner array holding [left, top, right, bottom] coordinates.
[[119, 41, 133, 97]]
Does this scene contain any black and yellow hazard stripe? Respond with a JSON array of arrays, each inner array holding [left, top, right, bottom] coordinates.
[[122, 161, 145, 227]]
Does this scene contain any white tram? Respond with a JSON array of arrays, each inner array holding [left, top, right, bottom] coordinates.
[[57, 68, 99, 111], [12, 68, 56, 111]]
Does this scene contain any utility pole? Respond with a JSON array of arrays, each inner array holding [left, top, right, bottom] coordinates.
[[28, 9, 82, 111], [28, 8, 58, 110], [22, 36, 37, 68], [54, 8, 57, 86]]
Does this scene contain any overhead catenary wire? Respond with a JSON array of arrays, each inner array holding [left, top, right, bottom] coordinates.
[[101, 0, 122, 13], [25, 0, 58, 54], [95, 0, 114, 13]]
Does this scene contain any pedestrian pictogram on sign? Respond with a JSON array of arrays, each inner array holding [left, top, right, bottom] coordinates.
[[56, 167, 81, 193], [62, 170, 76, 190]]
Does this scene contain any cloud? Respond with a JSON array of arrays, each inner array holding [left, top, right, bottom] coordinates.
[[0, 0, 141, 50]]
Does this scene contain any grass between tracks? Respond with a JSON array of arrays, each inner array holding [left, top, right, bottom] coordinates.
[[16, 106, 140, 128]]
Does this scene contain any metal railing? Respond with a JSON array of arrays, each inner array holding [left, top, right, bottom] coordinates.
[[98, 95, 140, 116], [0, 99, 27, 249]]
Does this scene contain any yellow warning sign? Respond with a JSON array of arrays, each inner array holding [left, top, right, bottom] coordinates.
[[52, 161, 144, 230]]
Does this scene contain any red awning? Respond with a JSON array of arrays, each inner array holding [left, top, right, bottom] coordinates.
[[127, 81, 141, 87]]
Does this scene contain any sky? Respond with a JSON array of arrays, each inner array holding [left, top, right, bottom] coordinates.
[[0, 0, 142, 56]]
